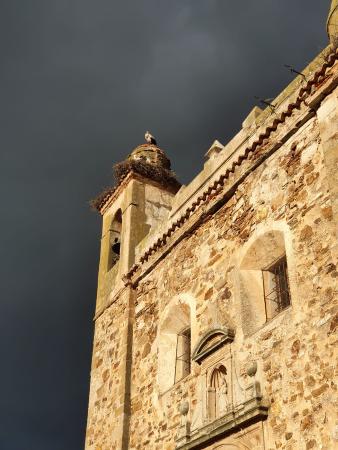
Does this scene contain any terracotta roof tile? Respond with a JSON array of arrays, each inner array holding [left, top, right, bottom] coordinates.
[[126, 48, 338, 279]]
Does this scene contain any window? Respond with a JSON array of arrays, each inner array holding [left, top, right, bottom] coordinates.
[[239, 230, 292, 334], [262, 255, 290, 320], [108, 209, 122, 270], [158, 298, 193, 392], [174, 327, 191, 383]]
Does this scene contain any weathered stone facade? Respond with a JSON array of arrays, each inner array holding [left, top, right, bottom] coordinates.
[[85, 6, 338, 450]]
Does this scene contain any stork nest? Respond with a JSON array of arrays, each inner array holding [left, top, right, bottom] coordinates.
[[90, 159, 181, 212]]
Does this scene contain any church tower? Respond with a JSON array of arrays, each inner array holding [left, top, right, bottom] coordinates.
[[92, 140, 180, 315], [86, 138, 180, 449], [85, 2, 338, 448]]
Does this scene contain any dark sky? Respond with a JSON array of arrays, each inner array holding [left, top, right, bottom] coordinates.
[[0, 1, 329, 449]]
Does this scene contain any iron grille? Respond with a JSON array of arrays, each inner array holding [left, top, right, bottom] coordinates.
[[174, 327, 191, 383], [263, 255, 291, 319]]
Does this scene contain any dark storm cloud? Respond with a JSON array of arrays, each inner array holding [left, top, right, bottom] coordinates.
[[0, 1, 329, 449]]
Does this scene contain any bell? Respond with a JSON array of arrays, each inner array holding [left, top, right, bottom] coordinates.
[[112, 241, 120, 256]]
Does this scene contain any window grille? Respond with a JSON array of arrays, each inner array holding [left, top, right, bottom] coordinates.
[[174, 327, 191, 383], [262, 255, 290, 320]]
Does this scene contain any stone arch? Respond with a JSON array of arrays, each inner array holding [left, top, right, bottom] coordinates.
[[158, 294, 196, 393], [209, 363, 227, 386], [107, 209, 122, 270], [240, 230, 285, 270], [237, 221, 295, 274]]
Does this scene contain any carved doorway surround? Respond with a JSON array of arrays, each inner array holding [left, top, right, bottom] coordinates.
[[176, 327, 268, 450]]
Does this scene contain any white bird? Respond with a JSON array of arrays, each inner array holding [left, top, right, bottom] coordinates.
[[145, 131, 157, 145]]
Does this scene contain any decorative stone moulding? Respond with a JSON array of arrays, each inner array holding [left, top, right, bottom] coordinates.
[[176, 394, 269, 450], [192, 328, 235, 365], [178, 330, 270, 450], [246, 361, 258, 378], [205, 140, 224, 160]]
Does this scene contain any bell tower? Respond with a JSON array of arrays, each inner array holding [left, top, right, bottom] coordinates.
[[85, 137, 180, 450], [92, 138, 180, 315]]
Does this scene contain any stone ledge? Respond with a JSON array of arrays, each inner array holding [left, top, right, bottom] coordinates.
[[176, 397, 269, 450]]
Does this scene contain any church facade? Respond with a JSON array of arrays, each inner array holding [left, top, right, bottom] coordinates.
[[85, 3, 338, 449]]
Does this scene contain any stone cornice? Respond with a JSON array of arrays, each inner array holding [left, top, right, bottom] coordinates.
[[99, 171, 178, 215], [99, 171, 135, 215], [125, 49, 338, 286], [176, 396, 269, 450]]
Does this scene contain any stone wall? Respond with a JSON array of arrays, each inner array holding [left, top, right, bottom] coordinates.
[[86, 294, 126, 449], [127, 111, 337, 449], [85, 56, 338, 449]]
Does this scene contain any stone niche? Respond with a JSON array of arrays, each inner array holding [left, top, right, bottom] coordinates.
[[176, 328, 268, 450]]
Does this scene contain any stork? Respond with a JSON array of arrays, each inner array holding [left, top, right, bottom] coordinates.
[[145, 131, 157, 145]]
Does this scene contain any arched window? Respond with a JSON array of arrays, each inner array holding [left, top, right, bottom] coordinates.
[[174, 327, 191, 383], [239, 230, 291, 334], [108, 209, 122, 271], [208, 365, 228, 420], [158, 300, 192, 393], [262, 255, 290, 320]]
